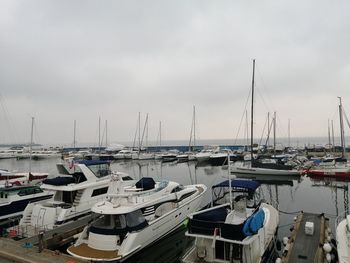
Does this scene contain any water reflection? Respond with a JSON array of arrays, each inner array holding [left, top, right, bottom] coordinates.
[[309, 175, 349, 217], [1, 157, 350, 261], [127, 225, 192, 263]]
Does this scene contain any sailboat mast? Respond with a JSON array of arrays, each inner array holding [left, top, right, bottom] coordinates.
[[250, 59, 255, 165], [138, 112, 141, 153], [338, 97, 346, 158], [146, 115, 148, 149], [73, 120, 76, 149], [267, 112, 270, 147], [145, 114, 149, 149], [29, 117, 34, 174], [98, 116, 101, 152], [331, 120, 335, 153], [105, 120, 108, 147], [245, 110, 249, 151], [328, 119, 331, 152], [193, 105, 196, 150], [273, 111, 276, 156], [159, 121, 162, 149], [189, 105, 196, 151], [288, 118, 291, 148], [228, 152, 232, 210]]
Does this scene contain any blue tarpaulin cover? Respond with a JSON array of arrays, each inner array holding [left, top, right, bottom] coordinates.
[[76, 160, 110, 166], [193, 206, 228, 222], [243, 208, 265, 236], [212, 179, 260, 192], [43, 176, 76, 186]]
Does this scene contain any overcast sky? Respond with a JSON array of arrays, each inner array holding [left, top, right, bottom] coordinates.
[[1, 0, 350, 146]]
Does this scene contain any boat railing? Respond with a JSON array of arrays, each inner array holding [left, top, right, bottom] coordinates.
[[188, 203, 264, 243], [188, 205, 245, 241], [18, 223, 53, 238]]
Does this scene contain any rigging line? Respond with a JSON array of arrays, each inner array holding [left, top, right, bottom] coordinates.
[[342, 106, 350, 129], [265, 118, 274, 147], [255, 84, 273, 114], [255, 66, 290, 140], [255, 65, 277, 114], [233, 85, 252, 145], [132, 114, 139, 150], [275, 114, 288, 140], [100, 121, 106, 146], [258, 113, 268, 151], [188, 110, 194, 148], [140, 114, 148, 149], [330, 107, 338, 122], [278, 209, 303, 215], [32, 118, 41, 147]]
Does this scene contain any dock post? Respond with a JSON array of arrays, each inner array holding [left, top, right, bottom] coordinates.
[[38, 230, 45, 253]]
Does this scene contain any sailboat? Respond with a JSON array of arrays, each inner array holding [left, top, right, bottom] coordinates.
[[231, 60, 300, 176], [137, 114, 155, 160], [177, 105, 197, 162], [1, 117, 49, 184], [0, 117, 52, 224], [306, 97, 350, 178]]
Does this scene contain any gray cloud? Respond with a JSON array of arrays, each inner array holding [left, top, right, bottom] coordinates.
[[1, 0, 350, 145]]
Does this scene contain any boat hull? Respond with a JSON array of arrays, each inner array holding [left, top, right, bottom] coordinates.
[[231, 166, 300, 176], [336, 216, 350, 263], [0, 193, 53, 221], [307, 168, 350, 178]]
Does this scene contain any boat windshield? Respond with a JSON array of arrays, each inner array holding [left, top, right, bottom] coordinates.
[[93, 214, 127, 230], [88, 163, 111, 178], [90, 210, 147, 235], [126, 210, 146, 227], [91, 210, 147, 231]]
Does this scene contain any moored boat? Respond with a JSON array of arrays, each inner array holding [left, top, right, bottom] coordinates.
[[67, 175, 207, 262], [19, 160, 135, 237], [0, 170, 48, 185], [336, 213, 350, 263], [182, 179, 279, 263], [306, 162, 350, 178], [0, 184, 53, 222]]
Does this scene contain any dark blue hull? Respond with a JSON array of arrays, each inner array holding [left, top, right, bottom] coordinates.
[[0, 194, 53, 220]]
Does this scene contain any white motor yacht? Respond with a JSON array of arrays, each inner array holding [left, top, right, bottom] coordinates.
[[114, 149, 135, 160], [0, 184, 53, 222], [67, 175, 207, 262], [195, 145, 220, 163], [19, 160, 135, 237]]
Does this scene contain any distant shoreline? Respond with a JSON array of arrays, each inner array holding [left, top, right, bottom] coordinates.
[[1, 136, 348, 148]]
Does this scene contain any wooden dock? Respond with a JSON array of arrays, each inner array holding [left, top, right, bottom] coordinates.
[[0, 237, 85, 263], [282, 212, 330, 263], [15, 214, 93, 250]]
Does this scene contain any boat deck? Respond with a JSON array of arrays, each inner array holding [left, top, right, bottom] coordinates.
[[196, 185, 204, 193], [68, 243, 120, 260], [282, 212, 328, 263], [0, 237, 85, 263]]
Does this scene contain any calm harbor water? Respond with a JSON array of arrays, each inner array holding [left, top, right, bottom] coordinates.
[[1, 157, 348, 262]]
